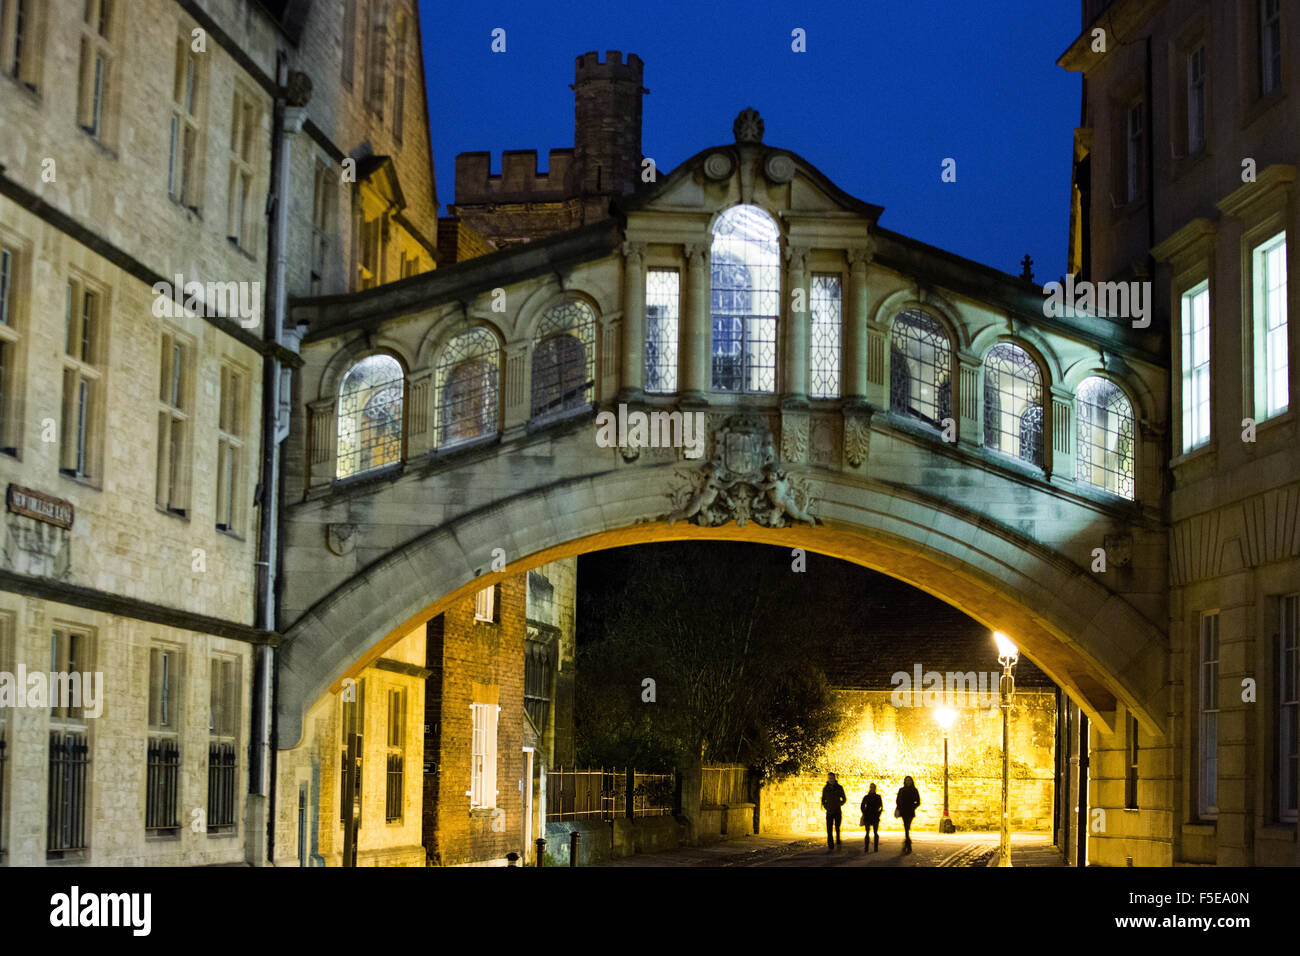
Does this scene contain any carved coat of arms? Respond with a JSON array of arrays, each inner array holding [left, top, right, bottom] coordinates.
[[665, 416, 817, 529]]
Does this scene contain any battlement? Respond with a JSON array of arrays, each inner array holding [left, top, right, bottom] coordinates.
[[454, 149, 577, 205], [573, 49, 644, 84]]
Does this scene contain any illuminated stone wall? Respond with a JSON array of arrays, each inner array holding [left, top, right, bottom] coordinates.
[[760, 689, 1057, 835]]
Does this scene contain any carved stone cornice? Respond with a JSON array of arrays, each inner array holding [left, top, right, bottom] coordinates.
[[846, 242, 875, 268], [621, 240, 646, 265]]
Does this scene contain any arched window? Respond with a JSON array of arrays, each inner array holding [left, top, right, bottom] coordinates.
[[983, 342, 1044, 467], [711, 205, 779, 393], [435, 327, 499, 448], [890, 310, 953, 426], [531, 300, 596, 420], [1076, 376, 1135, 498], [337, 353, 403, 479]]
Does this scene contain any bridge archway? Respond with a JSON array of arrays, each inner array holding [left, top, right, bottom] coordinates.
[[276, 462, 1167, 750]]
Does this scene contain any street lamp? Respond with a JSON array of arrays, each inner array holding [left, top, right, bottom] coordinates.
[[935, 707, 956, 833], [993, 631, 1019, 867]]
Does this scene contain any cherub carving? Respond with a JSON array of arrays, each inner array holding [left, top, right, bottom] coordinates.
[[668, 461, 725, 526], [760, 464, 816, 527]]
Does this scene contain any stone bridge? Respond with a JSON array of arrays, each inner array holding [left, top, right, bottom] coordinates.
[[277, 111, 1169, 752]]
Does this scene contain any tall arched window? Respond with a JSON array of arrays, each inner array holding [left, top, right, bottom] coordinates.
[[711, 205, 779, 393], [337, 353, 403, 479], [983, 342, 1044, 467], [809, 274, 841, 399], [890, 310, 953, 426], [435, 327, 499, 448], [1076, 376, 1135, 498], [531, 300, 596, 420]]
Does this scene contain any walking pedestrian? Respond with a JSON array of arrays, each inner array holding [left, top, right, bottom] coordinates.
[[860, 783, 883, 852], [821, 772, 846, 851], [895, 775, 921, 854]]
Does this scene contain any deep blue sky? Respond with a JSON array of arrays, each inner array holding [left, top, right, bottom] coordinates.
[[419, 0, 1082, 281]]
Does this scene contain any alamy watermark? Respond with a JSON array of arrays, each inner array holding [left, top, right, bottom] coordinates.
[[152, 274, 261, 329], [890, 664, 1001, 709], [1042, 275, 1151, 329], [595, 404, 707, 459], [0, 666, 104, 718]]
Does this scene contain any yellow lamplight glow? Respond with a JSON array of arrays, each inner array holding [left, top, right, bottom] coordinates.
[[993, 631, 1019, 666], [935, 707, 956, 730]]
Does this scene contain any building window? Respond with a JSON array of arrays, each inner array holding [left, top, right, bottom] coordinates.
[[76, 0, 115, 141], [1198, 612, 1219, 819], [1125, 100, 1144, 203], [297, 785, 308, 866], [645, 267, 679, 394], [1279, 594, 1298, 823], [524, 634, 554, 735], [530, 300, 596, 421], [385, 688, 405, 823], [391, 14, 407, 141], [311, 162, 335, 296], [711, 205, 780, 393], [341, 0, 357, 88], [61, 280, 102, 481], [216, 365, 245, 533], [169, 33, 202, 209], [983, 342, 1044, 467], [469, 702, 498, 809], [474, 584, 497, 624], [357, 213, 382, 290], [809, 274, 841, 399], [156, 333, 191, 516], [365, 0, 387, 117], [1075, 376, 1135, 499], [227, 91, 260, 250], [1180, 281, 1211, 452], [207, 657, 240, 832], [1, 0, 39, 91], [339, 679, 364, 826], [1252, 232, 1288, 420], [1260, 0, 1282, 96], [0, 242, 23, 456], [1125, 712, 1139, 809], [435, 327, 498, 449], [336, 353, 404, 479], [890, 310, 953, 427], [146, 647, 182, 834], [1187, 45, 1206, 155], [48, 628, 93, 857]]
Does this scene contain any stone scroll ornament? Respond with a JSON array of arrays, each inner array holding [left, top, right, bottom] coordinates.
[[665, 416, 817, 529]]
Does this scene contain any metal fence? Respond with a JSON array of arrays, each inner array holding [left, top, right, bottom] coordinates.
[[145, 737, 181, 830], [48, 731, 89, 853], [631, 771, 674, 818], [701, 764, 750, 808], [547, 767, 677, 822], [207, 741, 238, 831]]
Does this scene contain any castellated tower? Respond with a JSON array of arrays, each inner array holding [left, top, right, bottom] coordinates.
[[442, 51, 648, 256], [572, 51, 648, 222]]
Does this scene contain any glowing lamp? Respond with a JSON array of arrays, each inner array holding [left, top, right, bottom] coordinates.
[[993, 631, 1019, 667]]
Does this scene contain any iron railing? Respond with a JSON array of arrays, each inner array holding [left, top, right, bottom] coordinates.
[[547, 767, 676, 822], [207, 741, 238, 831], [700, 765, 750, 807], [631, 771, 674, 818], [48, 730, 89, 854], [145, 736, 181, 831]]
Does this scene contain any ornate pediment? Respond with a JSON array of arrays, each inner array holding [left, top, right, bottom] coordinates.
[[664, 416, 817, 529]]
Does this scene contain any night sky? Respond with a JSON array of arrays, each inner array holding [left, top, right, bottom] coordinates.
[[420, 0, 1082, 281]]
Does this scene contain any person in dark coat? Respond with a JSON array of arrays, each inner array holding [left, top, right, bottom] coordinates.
[[896, 776, 922, 854], [860, 783, 883, 852], [821, 772, 846, 850]]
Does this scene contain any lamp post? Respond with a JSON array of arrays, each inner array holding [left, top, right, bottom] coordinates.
[[993, 631, 1019, 867], [935, 707, 956, 833]]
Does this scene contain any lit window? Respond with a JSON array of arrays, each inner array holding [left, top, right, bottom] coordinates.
[[710, 205, 779, 393], [983, 342, 1043, 467], [531, 300, 595, 421], [336, 354, 404, 479], [1180, 281, 1211, 451], [645, 268, 679, 394], [436, 327, 498, 448], [474, 585, 496, 623], [1075, 376, 1134, 499], [469, 702, 498, 809], [1252, 233, 1288, 420], [809, 274, 841, 399], [891, 310, 952, 427]]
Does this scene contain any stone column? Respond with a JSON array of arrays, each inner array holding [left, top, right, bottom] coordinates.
[[680, 242, 710, 403], [501, 342, 532, 437], [782, 244, 809, 402], [844, 247, 871, 402], [956, 351, 983, 448], [619, 241, 646, 401], [405, 369, 434, 457], [1048, 384, 1074, 481], [306, 398, 337, 491]]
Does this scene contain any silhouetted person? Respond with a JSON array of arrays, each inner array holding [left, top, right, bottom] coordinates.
[[896, 776, 921, 854], [821, 772, 846, 851], [860, 783, 883, 852]]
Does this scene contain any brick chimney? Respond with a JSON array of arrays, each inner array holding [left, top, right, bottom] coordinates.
[[571, 51, 647, 222]]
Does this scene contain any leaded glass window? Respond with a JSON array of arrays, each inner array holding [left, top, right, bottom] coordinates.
[[890, 310, 953, 426], [436, 327, 499, 448], [1075, 376, 1134, 499], [711, 205, 779, 393], [531, 300, 596, 421], [809, 274, 841, 399], [983, 342, 1044, 467], [336, 354, 403, 479], [645, 268, 679, 394]]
